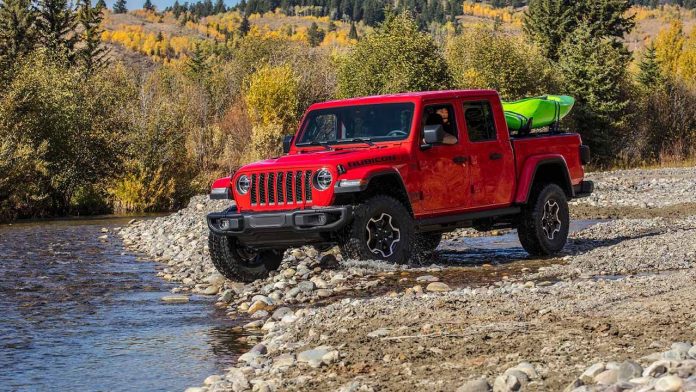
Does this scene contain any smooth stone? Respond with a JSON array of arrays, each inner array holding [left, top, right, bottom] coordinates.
[[618, 360, 643, 381], [655, 375, 683, 392], [316, 289, 332, 298], [243, 319, 264, 329], [280, 314, 298, 324], [426, 282, 451, 292], [514, 362, 539, 379], [688, 346, 696, 359], [581, 363, 606, 383], [456, 378, 491, 392], [272, 353, 296, 368], [161, 295, 189, 303], [282, 268, 296, 278], [271, 307, 293, 320], [202, 285, 220, 295], [247, 300, 272, 314], [645, 360, 670, 377], [297, 346, 333, 368], [493, 374, 520, 391], [250, 310, 269, 319], [594, 369, 618, 385], [297, 281, 315, 292], [251, 295, 273, 305], [416, 275, 439, 282], [285, 287, 301, 298], [218, 289, 234, 303], [204, 375, 222, 385]]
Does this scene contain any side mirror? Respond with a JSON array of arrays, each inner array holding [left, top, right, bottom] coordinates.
[[423, 124, 446, 145], [282, 135, 293, 154]]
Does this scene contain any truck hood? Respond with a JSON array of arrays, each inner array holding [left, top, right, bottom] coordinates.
[[239, 146, 406, 172]]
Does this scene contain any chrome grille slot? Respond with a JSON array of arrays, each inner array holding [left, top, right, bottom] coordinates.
[[304, 170, 312, 201], [286, 171, 294, 203], [268, 173, 275, 204], [258, 173, 266, 204], [295, 171, 303, 202], [276, 172, 284, 203], [250, 174, 258, 205]]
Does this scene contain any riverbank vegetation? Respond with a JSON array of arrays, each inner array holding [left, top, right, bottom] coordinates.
[[0, 0, 695, 221]]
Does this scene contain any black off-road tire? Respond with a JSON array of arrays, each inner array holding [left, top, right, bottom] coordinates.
[[208, 232, 283, 282], [517, 183, 570, 256], [340, 195, 415, 264]]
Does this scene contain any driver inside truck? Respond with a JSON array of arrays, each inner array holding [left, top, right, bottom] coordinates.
[[424, 105, 457, 145]]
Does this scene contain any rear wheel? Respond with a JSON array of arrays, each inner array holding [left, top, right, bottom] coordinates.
[[340, 195, 415, 264], [208, 232, 283, 282], [517, 183, 569, 256]]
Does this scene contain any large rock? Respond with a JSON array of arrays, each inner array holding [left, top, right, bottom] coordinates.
[[426, 282, 451, 292], [457, 378, 491, 392], [297, 346, 337, 368]]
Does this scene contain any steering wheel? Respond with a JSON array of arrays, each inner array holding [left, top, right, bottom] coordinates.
[[387, 130, 407, 137]]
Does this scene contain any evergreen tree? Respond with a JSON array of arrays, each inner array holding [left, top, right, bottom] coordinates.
[[95, 0, 106, 9], [143, 0, 154, 11], [558, 23, 631, 161], [36, 0, 78, 58], [113, 0, 127, 13], [238, 14, 250, 36], [327, 20, 337, 32], [172, 0, 183, 17], [637, 43, 663, 90], [523, 0, 575, 61], [187, 42, 208, 79], [348, 21, 358, 40], [307, 22, 325, 46], [524, 0, 635, 62], [77, 0, 108, 74], [0, 0, 36, 71], [213, 0, 226, 13]]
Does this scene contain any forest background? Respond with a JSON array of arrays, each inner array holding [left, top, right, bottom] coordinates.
[[1, 0, 695, 220]]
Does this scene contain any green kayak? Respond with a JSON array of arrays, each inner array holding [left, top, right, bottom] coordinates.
[[502, 95, 575, 131]]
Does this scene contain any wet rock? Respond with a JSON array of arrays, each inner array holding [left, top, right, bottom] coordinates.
[[202, 285, 220, 295], [243, 320, 264, 329], [426, 282, 451, 292], [456, 378, 491, 392], [248, 300, 273, 315], [218, 289, 234, 303], [161, 295, 189, 303]]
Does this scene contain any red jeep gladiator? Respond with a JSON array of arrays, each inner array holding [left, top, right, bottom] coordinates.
[[207, 90, 593, 282]]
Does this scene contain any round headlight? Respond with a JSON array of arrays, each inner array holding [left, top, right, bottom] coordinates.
[[313, 169, 333, 191], [237, 175, 250, 194]]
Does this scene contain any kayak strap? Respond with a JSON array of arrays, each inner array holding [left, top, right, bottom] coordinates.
[[504, 110, 533, 135]]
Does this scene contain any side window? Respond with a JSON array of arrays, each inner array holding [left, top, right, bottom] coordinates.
[[463, 101, 497, 142], [422, 103, 458, 144]]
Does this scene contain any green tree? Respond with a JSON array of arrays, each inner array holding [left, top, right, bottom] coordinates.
[[77, 0, 109, 74], [187, 42, 209, 79], [558, 24, 631, 161], [307, 22, 325, 47], [446, 27, 559, 100], [337, 13, 452, 98], [143, 0, 154, 11], [36, 0, 78, 58], [95, 0, 106, 9], [524, 0, 634, 61], [113, 0, 127, 13], [637, 43, 663, 90], [238, 14, 250, 37], [213, 0, 226, 14], [348, 21, 358, 40], [0, 0, 36, 74]]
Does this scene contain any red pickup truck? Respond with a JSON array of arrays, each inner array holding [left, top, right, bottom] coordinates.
[[207, 90, 593, 282]]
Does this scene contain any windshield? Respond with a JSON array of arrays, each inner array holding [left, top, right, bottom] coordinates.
[[297, 103, 415, 145]]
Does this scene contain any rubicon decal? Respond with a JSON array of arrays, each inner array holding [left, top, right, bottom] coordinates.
[[347, 155, 397, 168]]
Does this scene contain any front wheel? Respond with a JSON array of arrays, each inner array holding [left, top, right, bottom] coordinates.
[[340, 195, 415, 264], [517, 183, 570, 256], [208, 232, 283, 282]]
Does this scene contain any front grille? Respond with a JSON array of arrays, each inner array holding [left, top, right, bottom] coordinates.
[[250, 170, 314, 206]]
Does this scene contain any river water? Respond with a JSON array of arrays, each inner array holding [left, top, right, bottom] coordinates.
[[0, 217, 246, 392]]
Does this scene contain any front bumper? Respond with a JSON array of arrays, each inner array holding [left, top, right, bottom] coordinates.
[[573, 180, 594, 198], [207, 206, 353, 248]]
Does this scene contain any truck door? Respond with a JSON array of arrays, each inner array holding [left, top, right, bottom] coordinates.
[[460, 99, 515, 208], [416, 102, 471, 213]]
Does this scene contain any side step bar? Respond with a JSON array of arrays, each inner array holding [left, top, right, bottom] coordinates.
[[415, 207, 521, 232]]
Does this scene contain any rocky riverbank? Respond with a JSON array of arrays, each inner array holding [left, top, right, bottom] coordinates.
[[117, 167, 696, 392]]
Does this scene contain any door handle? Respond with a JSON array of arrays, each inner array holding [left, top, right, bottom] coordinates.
[[489, 152, 503, 160], [453, 156, 468, 164]]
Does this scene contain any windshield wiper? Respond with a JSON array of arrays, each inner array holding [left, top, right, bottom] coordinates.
[[345, 137, 374, 146], [296, 141, 333, 150]]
